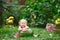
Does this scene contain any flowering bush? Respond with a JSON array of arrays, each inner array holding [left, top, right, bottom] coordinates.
[[6, 16, 14, 25], [54, 18, 60, 30], [46, 23, 55, 32], [55, 18, 60, 24]]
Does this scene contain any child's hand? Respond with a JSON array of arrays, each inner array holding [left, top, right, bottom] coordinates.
[[22, 28, 27, 32], [22, 30, 26, 32]]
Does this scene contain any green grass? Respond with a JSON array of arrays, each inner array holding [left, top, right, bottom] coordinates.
[[0, 25, 60, 40]]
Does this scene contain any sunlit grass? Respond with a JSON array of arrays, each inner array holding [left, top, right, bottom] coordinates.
[[0, 25, 60, 40]]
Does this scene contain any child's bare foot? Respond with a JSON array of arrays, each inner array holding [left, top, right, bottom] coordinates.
[[13, 35, 18, 38]]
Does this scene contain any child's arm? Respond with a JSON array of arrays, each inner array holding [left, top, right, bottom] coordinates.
[[18, 26, 22, 33], [18, 30, 21, 33], [22, 26, 29, 32], [25, 26, 30, 31]]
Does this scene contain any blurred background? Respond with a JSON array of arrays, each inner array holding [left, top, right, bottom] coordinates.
[[0, 0, 60, 28]]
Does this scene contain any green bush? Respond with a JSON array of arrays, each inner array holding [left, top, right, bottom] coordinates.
[[24, 0, 60, 27], [2, 0, 60, 28]]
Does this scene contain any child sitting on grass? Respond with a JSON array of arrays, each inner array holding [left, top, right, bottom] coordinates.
[[13, 19, 33, 38]]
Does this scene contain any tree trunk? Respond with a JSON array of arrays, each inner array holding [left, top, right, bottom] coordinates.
[[18, 0, 26, 5], [0, 0, 4, 26], [7, 0, 12, 3]]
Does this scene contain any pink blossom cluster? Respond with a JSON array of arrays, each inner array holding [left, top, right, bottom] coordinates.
[[46, 23, 55, 32]]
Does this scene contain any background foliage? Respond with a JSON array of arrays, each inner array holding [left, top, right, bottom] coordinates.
[[1, 0, 60, 27]]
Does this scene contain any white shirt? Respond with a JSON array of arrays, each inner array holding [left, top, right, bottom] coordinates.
[[18, 26, 29, 31]]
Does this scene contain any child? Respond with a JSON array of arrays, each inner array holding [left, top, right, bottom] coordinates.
[[13, 19, 33, 38]]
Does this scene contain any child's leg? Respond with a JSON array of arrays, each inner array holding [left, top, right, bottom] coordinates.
[[27, 29, 32, 33], [19, 29, 33, 37], [23, 29, 33, 36], [14, 30, 21, 38]]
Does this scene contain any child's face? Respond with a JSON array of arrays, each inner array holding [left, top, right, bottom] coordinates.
[[19, 20, 27, 27]]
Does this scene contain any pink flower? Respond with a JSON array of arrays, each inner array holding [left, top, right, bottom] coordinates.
[[46, 23, 55, 32], [14, 33, 20, 38]]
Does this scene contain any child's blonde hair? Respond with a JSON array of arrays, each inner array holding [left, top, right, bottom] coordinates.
[[19, 19, 27, 23]]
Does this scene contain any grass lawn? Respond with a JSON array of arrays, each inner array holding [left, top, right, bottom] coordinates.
[[0, 25, 60, 40]]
